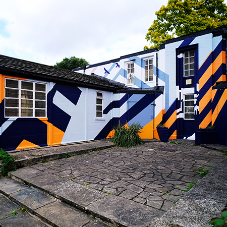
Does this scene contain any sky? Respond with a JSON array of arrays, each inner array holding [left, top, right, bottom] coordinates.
[[0, 0, 227, 67]]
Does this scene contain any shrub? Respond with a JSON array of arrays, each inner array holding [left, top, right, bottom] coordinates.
[[0, 148, 15, 176], [112, 123, 143, 147]]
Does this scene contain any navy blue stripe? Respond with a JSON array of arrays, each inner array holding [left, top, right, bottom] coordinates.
[[212, 89, 223, 112], [168, 120, 177, 138], [103, 94, 133, 114], [213, 64, 225, 84], [120, 94, 160, 123], [198, 76, 213, 102], [179, 37, 195, 48], [213, 40, 223, 61], [198, 53, 213, 80], [199, 101, 212, 125]]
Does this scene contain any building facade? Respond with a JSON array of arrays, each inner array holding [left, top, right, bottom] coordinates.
[[75, 26, 227, 144]]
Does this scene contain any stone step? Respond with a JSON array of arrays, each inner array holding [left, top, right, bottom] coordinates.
[[0, 177, 112, 227]]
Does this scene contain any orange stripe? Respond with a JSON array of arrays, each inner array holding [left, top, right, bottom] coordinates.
[[199, 64, 212, 90], [199, 110, 212, 129], [16, 139, 40, 150], [212, 90, 227, 125], [164, 110, 177, 129], [199, 87, 212, 113], [169, 130, 177, 139], [212, 51, 225, 75], [216, 74, 226, 83]]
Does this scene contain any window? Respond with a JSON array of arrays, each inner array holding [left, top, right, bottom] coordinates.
[[96, 92, 103, 118], [145, 58, 153, 81], [127, 62, 134, 84], [5, 78, 46, 118], [183, 50, 194, 77], [184, 94, 194, 120]]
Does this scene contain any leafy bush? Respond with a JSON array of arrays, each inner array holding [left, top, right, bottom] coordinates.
[[210, 210, 227, 226], [0, 148, 14, 176], [112, 123, 143, 147]]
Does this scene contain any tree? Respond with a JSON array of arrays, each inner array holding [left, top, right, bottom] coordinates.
[[145, 0, 227, 49], [54, 56, 89, 71]]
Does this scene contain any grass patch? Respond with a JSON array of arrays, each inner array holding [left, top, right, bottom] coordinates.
[[197, 167, 213, 177], [65, 153, 71, 158], [112, 123, 143, 148], [0, 148, 15, 176]]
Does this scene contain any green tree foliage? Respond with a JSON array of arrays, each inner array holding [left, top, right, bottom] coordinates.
[[54, 56, 89, 71], [145, 0, 227, 49]]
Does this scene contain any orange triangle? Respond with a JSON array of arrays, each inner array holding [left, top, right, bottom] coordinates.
[[16, 139, 40, 150]]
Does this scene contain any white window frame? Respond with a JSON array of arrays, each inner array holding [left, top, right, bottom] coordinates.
[[96, 92, 103, 118], [126, 62, 134, 84], [183, 50, 195, 77], [184, 94, 194, 120], [144, 58, 153, 82], [5, 78, 47, 118]]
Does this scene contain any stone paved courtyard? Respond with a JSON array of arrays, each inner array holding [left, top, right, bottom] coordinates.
[[19, 140, 224, 213]]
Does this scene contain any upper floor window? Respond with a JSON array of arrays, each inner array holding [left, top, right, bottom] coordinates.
[[96, 92, 103, 118], [184, 50, 194, 77], [127, 62, 134, 84], [5, 78, 46, 118], [145, 58, 153, 82], [184, 94, 194, 120]]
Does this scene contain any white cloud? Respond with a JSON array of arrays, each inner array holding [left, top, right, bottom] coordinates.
[[1, 0, 226, 66]]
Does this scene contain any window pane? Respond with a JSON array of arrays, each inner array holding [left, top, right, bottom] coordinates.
[[5, 108, 19, 117], [185, 94, 194, 100], [190, 50, 194, 57], [5, 99, 19, 107], [21, 109, 33, 117], [97, 92, 102, 98], [96, 99, 102, 104], [185, 64, 189, 70], [6, 79, 18, 88], [149, 75, 153, 81], [190, 57, 194, 63], [185, 100, 194, 106], [149, 69, 153, 76], [35, 109, 45, 117], [184, 58, 189, 64], [190, 70, 194, 76], [145, 60, 148, 65], [22, 81, 33, 90], [145, 71, 148, 81], [131, 68, 134, 73], [185, 52, 188, 57], [131, 77, 134, 83], [5, 88, 19, 98], [185, 113, 194, 119], [35, 101, 45, 108], [21, 99, 33, 108], [21, 90, 33, 99], [149, 59, 153, 65], [96, 105, 102, 111], [145, 66, 148, 70], [35, 83, 46, 92], [96, 112, 102, 117], [185, 107, 194, 113], [35, 92, 45, 100], [185, 71, 189, 77]]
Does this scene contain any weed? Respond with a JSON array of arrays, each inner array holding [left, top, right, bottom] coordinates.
[[170, 141, 181, 145], [92, 213, 96, 218], [28, 183, 31, 188], [0, 148, 15, 176], [84, 182, 89, 187], [8, 173, 12, 178], [112, 123, 144, 148], [173, 199, 179, 204], [95, 147, 99, 151], [12, 210, 17, 215], [20, 207, 27, 212], [197, 167, 213, 177], [180, 181, 197, 192], [210, 210, 227, 226], [223, 151, 227, 157], [163, 192, 170, 195], [65, 153, 71, 158], [42, 159, 47, 163]]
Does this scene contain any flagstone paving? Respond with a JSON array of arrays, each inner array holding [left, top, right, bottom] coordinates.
[[5, 139, 225, 226]]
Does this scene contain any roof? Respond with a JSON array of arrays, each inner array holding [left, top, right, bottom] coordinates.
[[213, 81, 227, 90], [0, 54, 126, 91]]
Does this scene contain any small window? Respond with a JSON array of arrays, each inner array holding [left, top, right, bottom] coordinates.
[[183, 50, 194, 77], [127, 62, 134, 84], [184, 94, 194, 120], [145, 58, 153, 81], [5, 78, 47, 118], [96, 92, 103, 118]]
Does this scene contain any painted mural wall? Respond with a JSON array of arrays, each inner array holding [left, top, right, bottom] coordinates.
[[76, 32, 227, 143]]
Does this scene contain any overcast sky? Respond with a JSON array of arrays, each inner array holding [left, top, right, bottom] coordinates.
[[1, 0, 227, 66]]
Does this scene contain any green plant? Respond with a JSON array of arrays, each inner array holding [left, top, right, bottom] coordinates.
[[20, 207, 27, 212], [12, 210, 17, 215], [210, 210, 227, 226], [112, 123, 144, 148], [170, 141, 182, 145], [92, 213, 96, 218], [65, 153, 71, 158], [42, 159, 48, 163], [157, 124, 165, 128], [173, 199, 179, 204], [0, 148, 15, 176], [197, 167, 213, 177], [180, 181, 197, 192]]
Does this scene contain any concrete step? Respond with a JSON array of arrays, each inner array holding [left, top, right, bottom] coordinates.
[[0, 177, 112, 227]]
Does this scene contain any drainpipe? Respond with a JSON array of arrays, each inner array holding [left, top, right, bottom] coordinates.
[[156, 52, 158, 87]]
